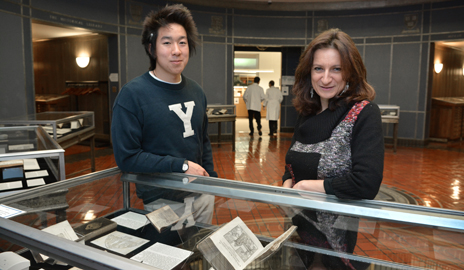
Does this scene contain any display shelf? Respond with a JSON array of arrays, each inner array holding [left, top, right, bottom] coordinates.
[[379, 104, 400, 152], [0, 111, 96, 173], [0, 126, 65, 191], [207, 105, 236, 151], [0, 168, 463, 270]]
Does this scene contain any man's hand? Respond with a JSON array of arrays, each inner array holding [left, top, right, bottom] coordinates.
[[185, 161, 209, 176]]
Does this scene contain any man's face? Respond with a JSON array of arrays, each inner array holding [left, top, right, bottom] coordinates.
[[154, 23, 189, 83]]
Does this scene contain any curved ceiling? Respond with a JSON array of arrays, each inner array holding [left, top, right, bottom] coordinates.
[[176, 0, 449, 11]]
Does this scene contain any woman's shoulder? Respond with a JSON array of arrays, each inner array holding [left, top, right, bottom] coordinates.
[[350, 100, 380, 113], [352, 100, 382, 123]]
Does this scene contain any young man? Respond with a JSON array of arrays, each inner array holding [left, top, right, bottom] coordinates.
[[111, 4, 216, 223], [243, 76, 265, 136]]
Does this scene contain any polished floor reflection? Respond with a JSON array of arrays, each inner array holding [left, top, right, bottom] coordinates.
[[59, 126, 464, 269]]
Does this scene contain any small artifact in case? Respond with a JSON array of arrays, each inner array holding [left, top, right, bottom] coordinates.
[[74, 217, 117, 242], [0, 160, 24, 181]]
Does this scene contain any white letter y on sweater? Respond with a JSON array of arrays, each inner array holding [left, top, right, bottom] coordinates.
[[168, 101, 195, 138]]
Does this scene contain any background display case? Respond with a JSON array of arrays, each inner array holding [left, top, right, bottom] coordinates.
[[378, 105, 400, 153], [207, 105, 236, 151], [0, 111, 96, 174], [1, 168, 464, 270], [0, 126, 65, 194]]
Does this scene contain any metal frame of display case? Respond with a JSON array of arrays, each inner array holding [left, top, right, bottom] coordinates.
[[0, 168, 156, 270], [0, 125, 65, 182], [121, 172, 464, 231], [207, 105, 236, 151], [1, 168, 464, 269], [0, 111, 96, 173]]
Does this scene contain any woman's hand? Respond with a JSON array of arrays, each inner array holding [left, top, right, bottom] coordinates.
[[292, 180, 326, 194], [283, 179, 293, 188]]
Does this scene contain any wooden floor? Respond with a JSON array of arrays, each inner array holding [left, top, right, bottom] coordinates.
[[3, 126, 464, 269]]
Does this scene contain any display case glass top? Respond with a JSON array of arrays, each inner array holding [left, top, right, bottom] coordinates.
[[206, 104, 236, 117], [0, 126, 65, 189], [378, 104, 400, 119], [1, 168, 464, 270], [0, 111, 95, 142]]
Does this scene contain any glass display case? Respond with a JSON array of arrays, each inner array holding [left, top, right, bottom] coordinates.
[[0, 126, 65, 195], [378, 105, 400, 153], [207, 105, 236, 151], [1, 168, 463, 270], [0, 111, 96, 173]]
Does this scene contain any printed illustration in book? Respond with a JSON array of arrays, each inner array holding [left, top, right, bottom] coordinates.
[[197, 216, 297, 270]]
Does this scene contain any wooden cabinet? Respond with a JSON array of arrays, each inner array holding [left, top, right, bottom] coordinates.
[[430, 97, 464, 140], [234, 86, 267, 118]]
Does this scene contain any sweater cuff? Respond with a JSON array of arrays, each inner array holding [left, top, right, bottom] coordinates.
[[323, 178, 335, 195], [173, 158, 185, 173]]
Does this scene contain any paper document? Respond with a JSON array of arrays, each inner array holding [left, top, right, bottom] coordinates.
[[27, 178, 46, 187], [0, 204, 25, 218], [111, 211, 149, 230], [42, 220, 79, 241], [8, 144, 34, 151], [0, 181, 23, 191], [131, 242, 192, 270], [25, 170, 49, 179], [91, 231, 149, 255], [23, 158, 40, 170]]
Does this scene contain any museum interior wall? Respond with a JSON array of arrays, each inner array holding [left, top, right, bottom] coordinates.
[[1, 0, 464, 144]]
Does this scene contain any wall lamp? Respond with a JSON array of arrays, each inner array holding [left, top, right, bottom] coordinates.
[[434, 63, 443, 74], [76, 56, 90, 68]]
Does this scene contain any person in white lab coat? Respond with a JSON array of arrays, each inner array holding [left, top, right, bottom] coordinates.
[[264, 80, 283, 136], [243, 77, 265, 136]]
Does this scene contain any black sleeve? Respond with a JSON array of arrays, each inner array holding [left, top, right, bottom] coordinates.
[[281, 114, 302, 185], [329, 103, 384, 199]]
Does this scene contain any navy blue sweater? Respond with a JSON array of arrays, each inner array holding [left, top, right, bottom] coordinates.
[[112, 72, 217, 203]]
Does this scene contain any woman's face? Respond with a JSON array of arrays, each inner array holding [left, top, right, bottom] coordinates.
[[311, 47, 347, 110]]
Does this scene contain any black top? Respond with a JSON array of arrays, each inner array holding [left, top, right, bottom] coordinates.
[[282, 101, 384, 200]]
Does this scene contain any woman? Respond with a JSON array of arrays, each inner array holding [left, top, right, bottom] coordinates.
[[282, 28, 384, 269], [264, 80, 283, 136]]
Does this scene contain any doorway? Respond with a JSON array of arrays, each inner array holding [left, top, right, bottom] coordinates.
[[31, 21, 117, 143], [233, 49, 282, 134], [428, 41, 464, 142]]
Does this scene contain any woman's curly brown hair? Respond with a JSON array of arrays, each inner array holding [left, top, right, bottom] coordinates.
[[293, 28, 375, 115]]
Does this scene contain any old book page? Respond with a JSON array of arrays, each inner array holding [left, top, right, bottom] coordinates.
[[131, 242, 192, 270], [111, 211, 148, 230], [91, 231, 149, 255], [145, 205, 180, 233], [198, 217, 297, 270]]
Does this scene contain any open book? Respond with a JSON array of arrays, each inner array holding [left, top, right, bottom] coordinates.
[[146, 205, 182, 233], [146, 204, 197, 233], [197, 217, 297, 270]]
